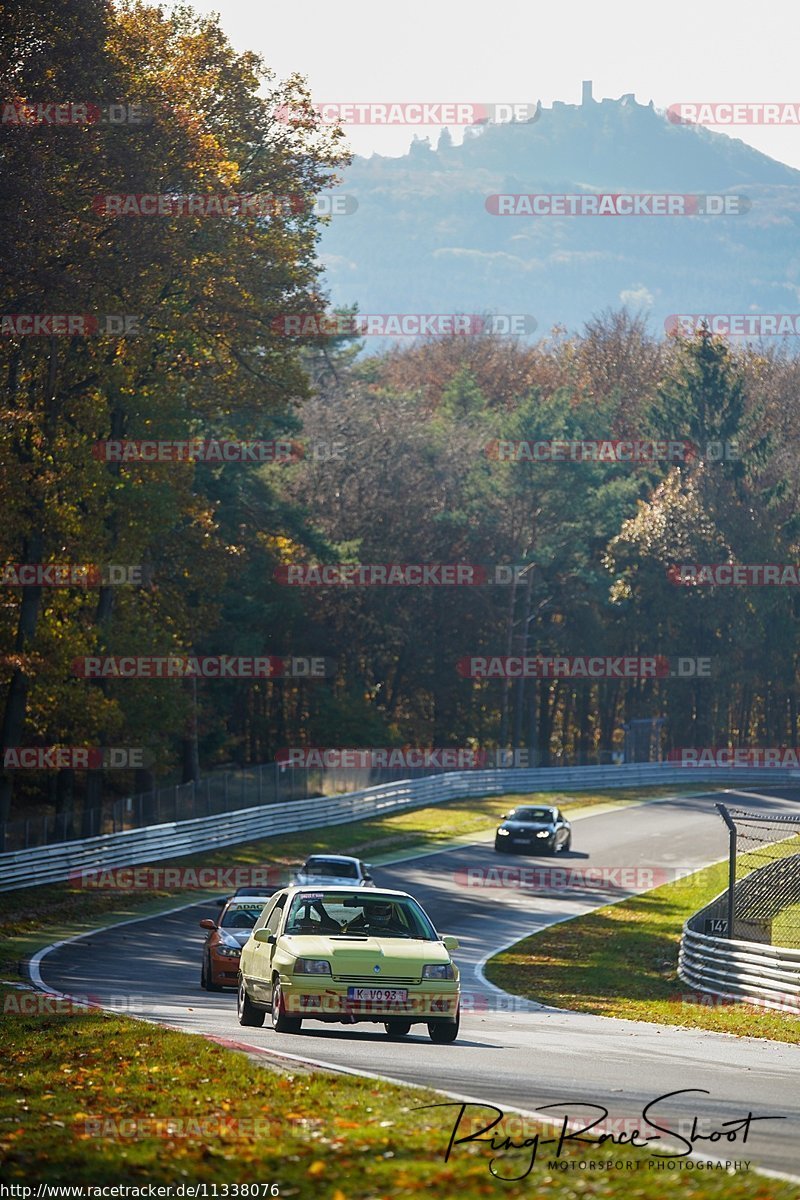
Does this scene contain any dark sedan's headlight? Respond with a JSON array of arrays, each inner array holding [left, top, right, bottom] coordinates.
[[496, 827, 510, 836]]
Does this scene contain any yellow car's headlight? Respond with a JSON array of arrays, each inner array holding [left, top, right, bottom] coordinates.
[[422, 963, 455, 980], [293, 958, 332, 975]]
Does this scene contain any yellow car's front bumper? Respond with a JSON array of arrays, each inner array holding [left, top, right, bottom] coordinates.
[[281, 976, 460, 1020]]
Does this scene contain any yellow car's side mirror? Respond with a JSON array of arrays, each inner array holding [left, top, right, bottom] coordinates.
[[254, 930, 276, 944], [440, 935, 459, 952]]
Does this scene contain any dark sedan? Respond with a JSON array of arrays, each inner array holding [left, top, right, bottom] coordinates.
[[494, 805, 571, 855]]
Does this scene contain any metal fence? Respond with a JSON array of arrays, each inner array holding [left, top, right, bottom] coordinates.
[[678, 802, 800, 1013], [7, 758, 800, 854], [0, 762, 446, 852], [1, 765, 522, 893], [1, 760, 799, 893], [713, 803, 800, 946]]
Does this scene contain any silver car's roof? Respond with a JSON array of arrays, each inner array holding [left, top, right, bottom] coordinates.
[[302, 854, 361, 864], [282, 884, 412, 899]]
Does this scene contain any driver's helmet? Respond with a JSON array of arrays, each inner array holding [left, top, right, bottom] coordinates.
[[363, 901, 394, 922]]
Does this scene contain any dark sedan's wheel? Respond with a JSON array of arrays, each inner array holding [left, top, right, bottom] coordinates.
[[201, 954, 223, 992], [237, 979, 265, 1027], [428, 1007, 460, 1044], [561, 833, 572, 852], [271, 979, 302, 1034], [384, 1019, 412, 1038]]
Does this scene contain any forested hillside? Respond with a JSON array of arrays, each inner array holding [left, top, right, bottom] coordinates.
[[319, 93, 800, 333]]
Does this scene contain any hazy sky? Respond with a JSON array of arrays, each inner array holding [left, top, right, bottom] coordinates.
[[187, 0, 800, 168]]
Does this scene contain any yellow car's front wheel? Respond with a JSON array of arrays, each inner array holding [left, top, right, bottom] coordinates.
[[428, 1006, 460, 1044]]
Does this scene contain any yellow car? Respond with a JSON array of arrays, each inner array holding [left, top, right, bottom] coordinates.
[[237, 886, 461, 1042]]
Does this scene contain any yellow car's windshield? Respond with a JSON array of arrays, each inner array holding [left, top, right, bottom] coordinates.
[[284, 892, 437, 939]]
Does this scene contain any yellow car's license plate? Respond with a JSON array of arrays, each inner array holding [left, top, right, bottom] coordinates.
[[346, 987, 408, 1002]]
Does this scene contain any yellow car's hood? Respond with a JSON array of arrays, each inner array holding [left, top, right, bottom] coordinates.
[[278, 934, 454, 977]]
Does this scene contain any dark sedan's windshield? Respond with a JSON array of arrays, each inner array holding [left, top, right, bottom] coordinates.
[[284, 892, 437, 939], [303, 858, 359, 878], [509, 808, 555, 822]]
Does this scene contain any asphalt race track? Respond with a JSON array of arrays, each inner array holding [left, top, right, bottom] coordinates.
[[35, 788, 800, 1181]]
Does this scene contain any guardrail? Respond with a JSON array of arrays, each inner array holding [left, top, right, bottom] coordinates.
[[1, 761, 470, 852], [679, 919, 800, 1014], [2, 761, 798, 893]]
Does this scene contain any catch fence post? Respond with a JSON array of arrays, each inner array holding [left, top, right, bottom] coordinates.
[[716, 802, 737, 939]]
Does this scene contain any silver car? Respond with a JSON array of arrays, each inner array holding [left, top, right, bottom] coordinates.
[[292, 854, 375, 887]]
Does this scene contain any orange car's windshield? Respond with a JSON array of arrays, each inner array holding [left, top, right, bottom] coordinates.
[[219, 904, 264, 929]]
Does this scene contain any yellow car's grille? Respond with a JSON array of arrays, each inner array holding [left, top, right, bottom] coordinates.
[[333, 974, 420, 985]]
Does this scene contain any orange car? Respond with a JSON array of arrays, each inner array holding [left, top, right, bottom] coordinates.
[[199, 896, 270, 990]]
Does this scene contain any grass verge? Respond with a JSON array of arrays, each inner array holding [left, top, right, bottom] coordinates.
[[0, 984, 793, 1196], [485, 857, 800, 1043]]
